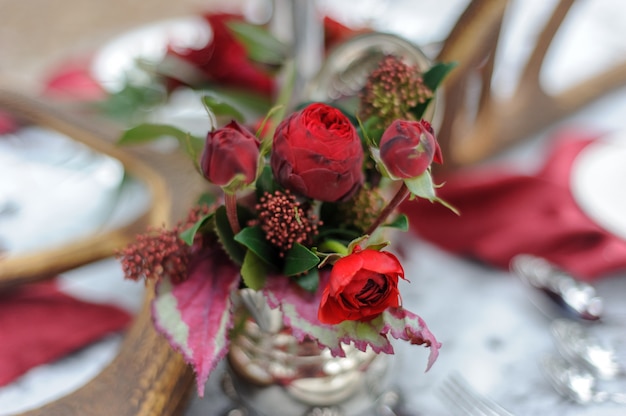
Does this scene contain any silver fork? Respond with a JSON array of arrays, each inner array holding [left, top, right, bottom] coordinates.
[[438, 373, 515, 416]]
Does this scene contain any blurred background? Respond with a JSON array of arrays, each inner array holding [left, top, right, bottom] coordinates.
[[0, 0, 221, 90]]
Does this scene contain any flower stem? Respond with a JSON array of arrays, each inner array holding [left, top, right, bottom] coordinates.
[[225, 192, 241, 235], [365, 182, 410, 236]]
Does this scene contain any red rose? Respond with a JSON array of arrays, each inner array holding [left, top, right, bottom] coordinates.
[[166, 13, 274, 96], [323, 17, 371, 51], [270, 103, 364, 202], [318, 247, 405, 324], [200, 120, 259, 187], [379, 119, 443, 179]]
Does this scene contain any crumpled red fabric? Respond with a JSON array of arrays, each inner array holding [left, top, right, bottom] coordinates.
[[0, 279, 130, 386], [401, 129, 626, 280]]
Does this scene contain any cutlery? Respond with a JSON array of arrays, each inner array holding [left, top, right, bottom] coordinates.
[[438, 372, 515, 416], [510, 254, 603, 321], [551, 319, 623, 380], [541, 354, 626, 404]]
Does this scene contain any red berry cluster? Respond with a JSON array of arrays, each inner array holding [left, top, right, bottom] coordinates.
[[117, 205, 211, 283], [254, 190, 321, 257]]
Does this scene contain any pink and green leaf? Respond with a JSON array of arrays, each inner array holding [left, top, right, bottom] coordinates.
[[263, 269, 440, 369], [152, 248, 241, 396]]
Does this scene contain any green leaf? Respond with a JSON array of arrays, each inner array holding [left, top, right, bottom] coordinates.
[[202, 94, 245, 122], [283, 243, 320, 276], [234, 226, 279, 267], [411, 61, 457, 120], [209, 87, 273, 116], [423, 61, 457, 91], [179, 212, 215, 246], [360, 116, 384, 147], [196, 192, 217, 207], [255, 165, 280, 198], [293, 268, 319, 292], [117, 123, 204, 161], [215, 205, 246, 265], [99, 83, 165, 123], [227, 21, 288, 66], [240, 250, 268, 290], [118, 123, 187, 145], [385, 213, 409, 231]]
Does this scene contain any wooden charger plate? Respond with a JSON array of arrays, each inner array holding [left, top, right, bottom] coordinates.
[[0, 90, 202, 415]]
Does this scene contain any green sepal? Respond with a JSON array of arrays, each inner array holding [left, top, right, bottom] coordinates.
[[404, 172, 459, 215], [240, 250, 268, 290], [234, 225, 279, 267], [293, 267, 319, 293], [283, 243, 320, 276], [179, 212, 215, 246], [226, 21, 288, 66]]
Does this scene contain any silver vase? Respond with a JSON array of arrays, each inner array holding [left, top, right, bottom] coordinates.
[[221, 289, 394, 416]]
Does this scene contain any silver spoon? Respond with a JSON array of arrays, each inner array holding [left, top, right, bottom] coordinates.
[[510, 254, 604, 321], [542, 354, 626, 404], [551, 319, 623, 380]]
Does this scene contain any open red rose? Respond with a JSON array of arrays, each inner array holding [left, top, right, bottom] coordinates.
[[318, 247, 405, 324], [379, 119, 443, 179], [200, 120, 259, 188], [270, 103, 364, 202]]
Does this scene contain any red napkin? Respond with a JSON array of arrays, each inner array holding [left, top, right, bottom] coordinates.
[[0, 279, 130, 386], [402, 129, 626, 281], [41, 57, 106, 101]]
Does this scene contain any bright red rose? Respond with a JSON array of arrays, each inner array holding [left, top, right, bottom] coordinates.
[[200, 120, 259, 187], [166, 13, 274, 96], [318, 247, 405, 324], [270, 103, 364, 202], [379, 119, 443, 179]]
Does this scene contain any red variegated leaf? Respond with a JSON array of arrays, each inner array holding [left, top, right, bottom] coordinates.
[[152, 248, 241, 396], [380, 307, 441, 370]]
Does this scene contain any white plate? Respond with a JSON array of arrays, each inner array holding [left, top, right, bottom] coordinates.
[[570, 131, 626, 240], [90, 17, 211, 93]]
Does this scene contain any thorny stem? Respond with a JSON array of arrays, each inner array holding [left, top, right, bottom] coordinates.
[[365, 182, 410, 236], [225, 192, 241, 235]]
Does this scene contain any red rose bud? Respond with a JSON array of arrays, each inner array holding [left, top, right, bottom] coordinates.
[[318, 247, 405, 324], [270, 103, 364, 202], [379, 119, 443, 179], [200, 120, 260, 188]]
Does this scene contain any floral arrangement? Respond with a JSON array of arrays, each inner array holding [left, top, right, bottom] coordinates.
[[115, 11, 455, 396]]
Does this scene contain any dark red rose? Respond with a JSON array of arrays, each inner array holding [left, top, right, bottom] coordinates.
[[200, 120, 259, 187], [318, 247, 405, 324], [379, 119, 443, 179], [270, 103, 364, 202], [166, 13, 274, 96]]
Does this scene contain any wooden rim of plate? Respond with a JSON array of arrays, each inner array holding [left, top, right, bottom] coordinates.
[[0, 90, 195, 415]]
